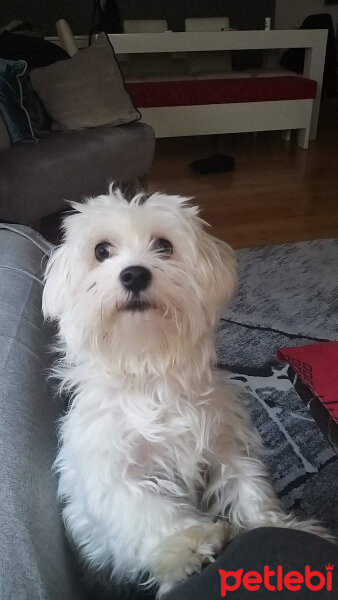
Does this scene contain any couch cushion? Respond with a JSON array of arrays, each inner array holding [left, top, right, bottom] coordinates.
[[30, 33, 140, 131], [0, 224, 86, 600], [0, 122, 155, 224], [127, 76, 317, 108]]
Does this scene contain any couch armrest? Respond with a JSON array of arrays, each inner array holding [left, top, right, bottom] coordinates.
[[0, 225, 85, 600]]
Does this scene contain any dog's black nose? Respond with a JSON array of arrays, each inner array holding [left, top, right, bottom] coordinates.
[[120, 266, 152, 293]]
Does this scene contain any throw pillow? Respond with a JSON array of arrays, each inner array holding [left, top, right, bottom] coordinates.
[[0, 58, 36, 145], [30, 33, 140, 131]]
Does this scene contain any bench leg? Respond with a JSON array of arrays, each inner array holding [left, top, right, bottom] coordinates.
[[281, 129, 291, 142], [297, 128, 310, 149]]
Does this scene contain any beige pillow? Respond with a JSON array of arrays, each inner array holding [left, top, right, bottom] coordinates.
[[30, 33, 140, 130]]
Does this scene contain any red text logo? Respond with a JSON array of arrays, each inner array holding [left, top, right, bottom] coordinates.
[[219, 564, 334, 596]]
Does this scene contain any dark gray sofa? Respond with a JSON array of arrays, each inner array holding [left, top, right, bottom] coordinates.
[[0, 224, 82, 599], [0, 116, 155, 225], [0, 223, 148, 600]]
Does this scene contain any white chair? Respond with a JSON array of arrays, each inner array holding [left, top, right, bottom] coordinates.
[[56, 19, 78, 57]]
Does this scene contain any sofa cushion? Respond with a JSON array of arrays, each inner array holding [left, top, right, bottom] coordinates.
[[0, 58, 35, 144], [126, 76, 317, 108], [30, 33, 140, 131], [0, 224, 86, 600], [0, 122, 155, 224]]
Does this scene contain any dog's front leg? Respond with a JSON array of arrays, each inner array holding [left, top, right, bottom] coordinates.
[[149, 513, 231, 596], [109, 486, 231, 597], [204, 447, 333, 541], [205, 451, 286, 530]]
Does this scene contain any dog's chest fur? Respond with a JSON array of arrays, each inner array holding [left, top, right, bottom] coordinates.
[[59, 376, 218, 498]]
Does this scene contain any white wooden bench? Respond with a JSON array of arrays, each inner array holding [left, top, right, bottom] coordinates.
[[109, 29, 327, 149]]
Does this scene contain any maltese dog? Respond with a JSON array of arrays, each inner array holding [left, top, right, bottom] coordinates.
[[42, 188, 332, 597]]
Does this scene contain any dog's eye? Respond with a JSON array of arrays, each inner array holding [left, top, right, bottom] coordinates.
[[152, 238, 173, 258], [95, 242, 113, 262]]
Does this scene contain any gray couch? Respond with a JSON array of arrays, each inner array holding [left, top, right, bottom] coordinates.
[[0, 223, 148, 600], [0, 116, 155, 225]]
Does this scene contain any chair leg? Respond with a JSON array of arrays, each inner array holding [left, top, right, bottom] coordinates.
[[297, 128, 310, 149]]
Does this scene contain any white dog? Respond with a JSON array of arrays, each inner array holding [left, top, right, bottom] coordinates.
[[42, 188, 331, 596]]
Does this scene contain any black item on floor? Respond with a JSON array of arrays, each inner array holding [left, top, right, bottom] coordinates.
[[279, 13, 337, 97], [189, 153, 235, 175], [0, 31, 69, 69]]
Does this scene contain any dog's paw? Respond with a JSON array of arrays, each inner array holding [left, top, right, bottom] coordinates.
[[153, 520, 230, 596]]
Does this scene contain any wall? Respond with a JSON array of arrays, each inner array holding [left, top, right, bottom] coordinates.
[[275, 0, 338, 31], [117, 1, 275, 32], [4, 1, 337, 37], [0, 1, 276, 35], [0, 0, 93, 35]]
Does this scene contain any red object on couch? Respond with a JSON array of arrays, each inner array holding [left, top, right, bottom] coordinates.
[[277, 342, 338, 424], [126, 76, 317, 108]]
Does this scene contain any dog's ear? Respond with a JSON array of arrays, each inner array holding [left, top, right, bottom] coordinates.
[[198, 231, 237, 316], [42, 244, 72, 321]]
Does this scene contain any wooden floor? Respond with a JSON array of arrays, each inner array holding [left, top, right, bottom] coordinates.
[[148, 98, 338, 249]]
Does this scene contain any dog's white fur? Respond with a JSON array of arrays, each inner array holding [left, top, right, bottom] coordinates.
[[43, 189, 332, 596]]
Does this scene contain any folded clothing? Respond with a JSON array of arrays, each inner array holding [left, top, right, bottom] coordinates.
[[0, 58, 35, 144]]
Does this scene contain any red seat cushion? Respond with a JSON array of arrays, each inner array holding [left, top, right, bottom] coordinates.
[[126, 76, 317, 108]]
